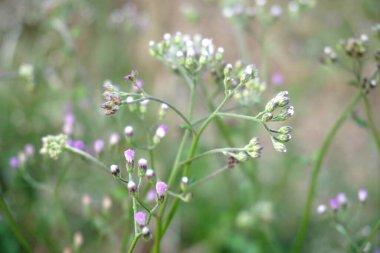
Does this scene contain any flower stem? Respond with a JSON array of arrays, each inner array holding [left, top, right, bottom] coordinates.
[[217, 112, 262, 124], [362, 94, 380, 152], [127, 234, 142, 253], [290, 90, 362, 253], [188, 165, 230, 190], [179, 147, 246, 166], [64, 146, 109, 172], [0, 194, 33, 253]]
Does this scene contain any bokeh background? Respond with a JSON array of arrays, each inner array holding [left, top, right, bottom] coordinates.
[[1, 0, 379, 252]]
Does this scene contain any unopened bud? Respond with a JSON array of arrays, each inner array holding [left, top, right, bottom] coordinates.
[[110, 164, 120, 176], [124, 126, 134, 137], [181, 177, 189, 192], [128, 181, 137, 193], [271, 137, 287, 152], [138, 159, 148, 177], [141, 226, 151, 240], [278, 126, 293, 134], [275, 134, 292, 143], [262, 112, 273, 122]]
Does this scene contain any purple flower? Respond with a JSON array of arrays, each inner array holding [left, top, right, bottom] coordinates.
[[24, 144, 35, 157], [124, 149, 135, 165], [9, 156, 19, 169], [358, 188, 368, 203], [329, 198, 339, 211], [134, 211, 146, 226], [73, 140, 85, 150], [146, 189, 156, 202], [271, 72, 284, 86], [156, 181, 167, 199], [93, 139, 105, 154], [67, 139, 85, 150], [63, 112, 75, 135], [155, 124, 168, 139]]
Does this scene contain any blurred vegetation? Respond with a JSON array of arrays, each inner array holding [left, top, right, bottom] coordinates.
[[0, 0, 379, 253]]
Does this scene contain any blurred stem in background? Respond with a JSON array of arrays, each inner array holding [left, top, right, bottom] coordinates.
[[290, 90, 362, 253], [0, 194, 33, 253], [362, 93, 380, 152]]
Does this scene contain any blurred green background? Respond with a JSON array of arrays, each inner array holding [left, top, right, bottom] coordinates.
[[0, 0, 379, 252]]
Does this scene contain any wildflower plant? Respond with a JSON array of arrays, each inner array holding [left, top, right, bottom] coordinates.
[[38, 32, 295, 252]]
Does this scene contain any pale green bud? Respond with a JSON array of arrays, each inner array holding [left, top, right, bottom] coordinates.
[[278, 126, 293, 134], [271, 137, 287, 152], [276, 134, 292, 143], [262, 112, 273, 122], [265, 99, 278, 113]]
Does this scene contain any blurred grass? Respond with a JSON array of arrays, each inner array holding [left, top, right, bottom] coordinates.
[[0, 0, 379, 252]]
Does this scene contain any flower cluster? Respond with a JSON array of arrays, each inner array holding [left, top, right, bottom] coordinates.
[[260, 91, 294, 152], [224, 137, 263, 162], [223, 62, 266, 104], [40, 134, 68, 159], [222, 0, 316, 26], [149, 32, 223, 75], [317, 188, 368, 216]]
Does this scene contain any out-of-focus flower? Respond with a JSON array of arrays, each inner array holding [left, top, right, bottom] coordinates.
[[135, 211, 146, 226], [93, 139, 105, 154], [271, 72, 284, 86], [9, 156, 19, 169], [109, 133, 120, 146], [329, 198, 339, 211], [358, 188, 368, 203]]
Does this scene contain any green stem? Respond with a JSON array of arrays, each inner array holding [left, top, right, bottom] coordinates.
[[127, 234, 142, 253], [188, 165, 229, 190], [290, 90, 362, 253], [179, 147, 246, 166], [334, 223, 360, 252], [65, 146, 109, 172], [122, 94, 196, 135], [0, 194, 33, 253], [161, 95, 233, 236], [362, 94, 380, 152], [217, 112, 262, 124]]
